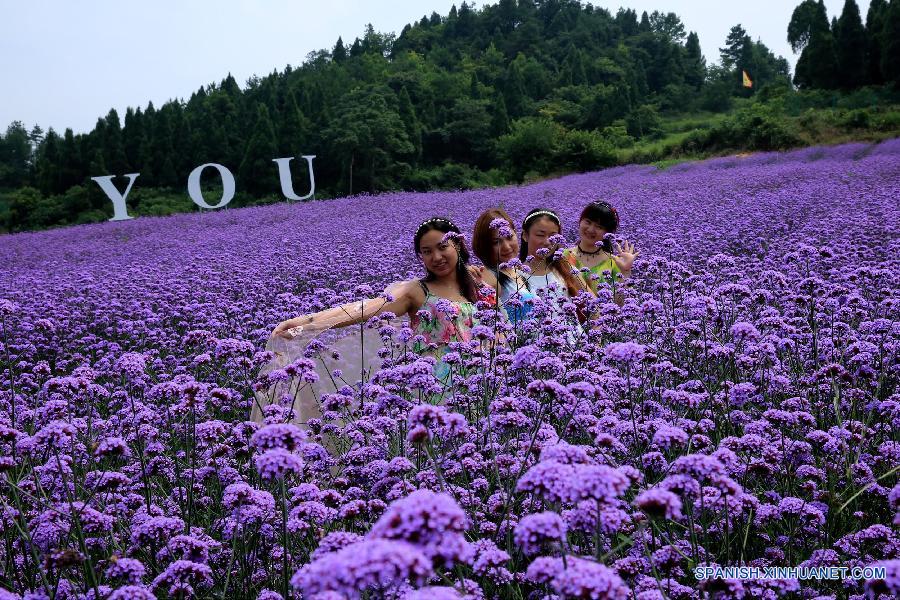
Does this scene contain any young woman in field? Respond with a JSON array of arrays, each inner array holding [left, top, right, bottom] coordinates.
[[518, 208, 592, 300], [254, 217, 495, 425], [563, 201, 639, 295], [272, 216, 492, 359], [471, 208, 536, 326]]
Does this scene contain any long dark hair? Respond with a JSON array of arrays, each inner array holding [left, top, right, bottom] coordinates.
[[580, 201, 619, 253], [519, 208, 585, 298], [414, 217, 479, 303]]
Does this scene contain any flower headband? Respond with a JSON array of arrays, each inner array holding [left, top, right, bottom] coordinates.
[[522, 210, 560, 228], [417, 217, 457, 231]]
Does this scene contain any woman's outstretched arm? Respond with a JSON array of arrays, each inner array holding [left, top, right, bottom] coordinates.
[[272, 281, 419, 339]]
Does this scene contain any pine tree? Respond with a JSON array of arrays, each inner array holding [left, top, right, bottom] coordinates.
[[866, 0, 888, 84], [882, 0, 900, 84], [788, 0, 831, 52], [397, 87, 422, 160], [103, 109, 129, 176], [150, 104, 178, 187], [60, 128, 83, 190], [277, 88, 312, 157], [490, 91, 510, 137], [790, 0, 837, 88], [123, 107, 145, 172], [36, 128, 61, 195], [638, 11, 651, 32], [720, 25, 748, 69], [684, 31, 706, 88], [239, 104, 279, 196], [503, 55, 531, 117], [332, 37, 347, 62], [834, 0, 867, 88]]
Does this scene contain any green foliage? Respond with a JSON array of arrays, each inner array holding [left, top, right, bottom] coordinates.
[[323, 86, 414, 194], [834, 0, 868, 89], [882, 0, 900, 84], [497, 118, 616, 181], [626, 105, 663, 138], [497, 118, 562, 181], [790, 0, 838, 89], [238, 104, 279, 197], [866, 0, 888, 84], [679, 104, 802, 153]]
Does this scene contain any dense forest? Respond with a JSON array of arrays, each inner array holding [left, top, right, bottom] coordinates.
[[1, 0, 899, 232]]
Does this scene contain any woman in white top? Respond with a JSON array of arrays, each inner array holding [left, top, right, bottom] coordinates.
[[518, 208, 594, 324]]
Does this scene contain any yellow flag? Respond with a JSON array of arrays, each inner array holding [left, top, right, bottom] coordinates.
[[742, 70, 753, 88]]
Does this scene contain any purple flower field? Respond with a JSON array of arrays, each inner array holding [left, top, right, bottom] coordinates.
[[1, 140, 899, 599]]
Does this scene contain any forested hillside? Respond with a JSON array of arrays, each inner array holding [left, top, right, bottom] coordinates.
[[1, 0, 899, 232]]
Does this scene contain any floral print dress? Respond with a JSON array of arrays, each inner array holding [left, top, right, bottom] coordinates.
[[409, 280, 482, 383]]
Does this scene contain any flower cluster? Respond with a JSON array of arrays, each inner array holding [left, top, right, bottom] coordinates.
[[0, 140, 897, 598]]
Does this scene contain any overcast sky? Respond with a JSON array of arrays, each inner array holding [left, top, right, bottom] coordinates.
[[0, 0, 870, 135]]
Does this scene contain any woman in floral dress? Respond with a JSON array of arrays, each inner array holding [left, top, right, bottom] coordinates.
[[254, 217, 494, 425]]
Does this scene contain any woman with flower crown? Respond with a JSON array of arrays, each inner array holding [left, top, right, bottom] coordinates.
[[471, 207, 538, 326], [252, 217, 496, 427]]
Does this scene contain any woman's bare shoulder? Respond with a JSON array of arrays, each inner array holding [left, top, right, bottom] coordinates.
[[387, 279, 426, 304]]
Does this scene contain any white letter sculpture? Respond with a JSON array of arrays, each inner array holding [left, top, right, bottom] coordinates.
[[91, 173, 139, 221], [272, 155, 316, 201], [187, 163, 235, 209]]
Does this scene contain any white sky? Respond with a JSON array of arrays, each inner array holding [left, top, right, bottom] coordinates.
[[0, 0, 869, 134]]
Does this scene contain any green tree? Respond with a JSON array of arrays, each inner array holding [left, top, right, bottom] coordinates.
[[36, 128, 61, 195], [497, 118, 562, 181], [789, 0, 838, 89], [323, 86, 413, 194], [103, 109, 129, 176], [490, 91, 510, 137], [684, 31, 706, 89], [123, 107, 146, 172], [649, 11, 686, 43], [719, 24, 747, 70], [625, 104, 662, 138], [834, 0, 868, 88], [0, 121, 31, 187], [446, 97, 494, 167], [277, 87, 312, 157], [4, 187, 43, 232], [333, 37, 347, 62], [555, 129, 616, 172], [59, 128, 83, 190], [866, 0, 888, 84], [397, 87, 423, 160], [882, 0, 900, 84], [239, 104, 279, 196]]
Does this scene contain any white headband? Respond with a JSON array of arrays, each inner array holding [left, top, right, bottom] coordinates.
[[523, 210, 559, 227], [417, 217, 454, 230]]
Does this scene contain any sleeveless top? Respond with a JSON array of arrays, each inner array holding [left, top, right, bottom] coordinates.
[[563, 248, 621, 292], [524, 269, 570, 297], [410, 280, 479, 348], [410, 280, 492, 384]]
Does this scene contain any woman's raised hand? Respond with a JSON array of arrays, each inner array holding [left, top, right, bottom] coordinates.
[[468, 264, 486, 285], [612, 239, 639, 273]]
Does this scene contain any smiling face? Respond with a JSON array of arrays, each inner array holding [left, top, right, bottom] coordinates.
[[579, 217, 607, 247], [492, 223, 520, 265], [417, 229, 458, 278], [523, 216, 561, 254]]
